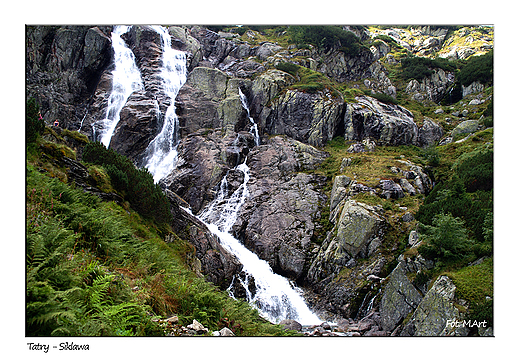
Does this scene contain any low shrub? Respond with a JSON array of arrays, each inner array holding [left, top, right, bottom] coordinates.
[[417, 213, 474, 263], [275, 62, 299, 77], [453, 145, 493, 193], [401, 56, 458, 81], [457, 51, 493, 86], [288, 25, 362, 56], [82, 142, 172, 226]]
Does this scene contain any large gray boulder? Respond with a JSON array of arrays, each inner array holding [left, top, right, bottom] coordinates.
[[345, 96, 419, 146], [308, 200, 386, 284], [316, 47, 375, 83], [176, 67, 250, 137], [418, 117, 444, 147], [380, 261, 423, 332], [400, 276, 470, 336], [264, 89, 345, 147], [250, 69, 296, 127], [451, 119, 479, 138], [334, 200, 385, 259]]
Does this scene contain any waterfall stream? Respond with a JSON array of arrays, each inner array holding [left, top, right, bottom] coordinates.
[[94, 25, 144, 147], [194, 93, 321, 325], [142, 25, 188, 183], [238, 88, 260, 146]]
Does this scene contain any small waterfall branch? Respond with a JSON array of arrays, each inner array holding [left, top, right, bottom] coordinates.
[[142, 25, 188, 183], [93, 25, 143, 147]]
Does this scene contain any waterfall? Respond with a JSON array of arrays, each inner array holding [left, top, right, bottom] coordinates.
[[142, 25, 188, 183], [238, 88, 260, 146], [94, 25, 143, 147], [194, 104, 321, 325]]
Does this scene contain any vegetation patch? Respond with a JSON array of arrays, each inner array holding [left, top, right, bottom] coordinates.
[[457, 51, 493, 86], [287, 25, 363, 56], [445, 258, 493, 326], [82, 142, 172, 227], [400, 56, 459, 81]]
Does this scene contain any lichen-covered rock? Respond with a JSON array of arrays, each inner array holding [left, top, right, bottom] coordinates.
[[400, 276, 470, 336], [344, 96, 419, 146], [405, 68, 455, 103], [330, 175, 352, 220], [419, 117, 444, 147], [264, 89, 345, 147], [308, 200, 385, 283], [380, 261, 423, 332], [177, 67, 251, 137], [451, 119, 479, 138], [335, 200, 385, 259]]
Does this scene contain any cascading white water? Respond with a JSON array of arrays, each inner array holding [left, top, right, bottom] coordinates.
[[142, 25, 188, 183], [238, 88, 260, 146], [95, 25, 144, 147], [194, 95, 321, 325]]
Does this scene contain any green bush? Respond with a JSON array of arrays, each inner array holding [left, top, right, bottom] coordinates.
[[275, 62, 300, 77], [367, 91, 398, 105], [453, 145, 493, 193], [421, 145, 441, 167], [401, 56, 458, 81], [288, 25, 362, 56], [416, 181, 492, 245], [82, 142, 172, 226], [457, 51, 493, 86], [105, 164, 129, 192], [417, 213, 474, 262], [26, 98, 45, 143]]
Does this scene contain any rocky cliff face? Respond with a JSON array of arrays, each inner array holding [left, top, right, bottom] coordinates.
[[26, 25, 493, 336], [26, 26, 113, 130]]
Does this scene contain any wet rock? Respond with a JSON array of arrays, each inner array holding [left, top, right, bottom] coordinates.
[[232, 136, 329, 279], [279, 319, 302, 331]]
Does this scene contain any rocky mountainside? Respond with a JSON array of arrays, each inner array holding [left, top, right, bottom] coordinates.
[[26, 24, 494, 336]]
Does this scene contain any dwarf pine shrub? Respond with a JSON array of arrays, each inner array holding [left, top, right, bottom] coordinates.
[[82, 142, 172, 226]]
